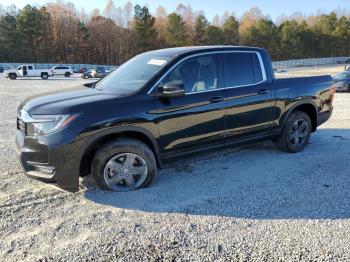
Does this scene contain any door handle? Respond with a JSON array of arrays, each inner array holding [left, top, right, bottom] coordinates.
[[209, 96, 224, 103], [257, 89, 270, 94]]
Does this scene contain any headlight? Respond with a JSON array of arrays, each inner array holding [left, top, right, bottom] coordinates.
[[25, 113, 78, 136]]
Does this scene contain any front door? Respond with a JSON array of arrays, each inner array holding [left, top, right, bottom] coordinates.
[[22, 66, 27, 76], [152, 54, 227, 159]]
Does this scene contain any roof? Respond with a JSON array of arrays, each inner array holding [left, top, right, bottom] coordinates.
[[145, 45, 265, 57]]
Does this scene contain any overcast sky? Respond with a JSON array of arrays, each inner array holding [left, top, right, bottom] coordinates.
[[2, 0, 350, 20]]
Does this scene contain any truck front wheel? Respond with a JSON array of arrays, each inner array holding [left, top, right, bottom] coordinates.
[[275, 111, 311, 153], [91, 138, 157, 192], [9, 73, 17, 80]]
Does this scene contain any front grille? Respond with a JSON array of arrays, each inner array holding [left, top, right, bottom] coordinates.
[[17, 117, 26, 134]]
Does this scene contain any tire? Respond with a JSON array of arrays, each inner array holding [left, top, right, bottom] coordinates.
[[41, 73, 48, 80], [64, 72, 71, 77], [84, 75, 89, 79], [91, 138, 157, 191], [9, 73, 17, 80], [275, 111, 312, 153]]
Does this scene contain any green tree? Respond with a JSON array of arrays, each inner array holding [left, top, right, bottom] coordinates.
[[133, 5, 157, 53], [0, 8, 20, 62], [223, 16, 239, 45], [194, 15, 208, 45], [16, 5, 44, 62], [334, 16, 350, 56], [206, 25, 224, 45], [242, 18, 279, 59], [312, 12, 338, 57], [279, 20, 306, 59], [166, 12, 187, 46]]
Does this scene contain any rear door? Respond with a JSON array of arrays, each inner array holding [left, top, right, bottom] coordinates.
[[153, 53, 227, 158], [222, 52, 274, 142], [27, 65, 35, 76]]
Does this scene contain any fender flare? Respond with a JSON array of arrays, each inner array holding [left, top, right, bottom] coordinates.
[[280, 99, 318, 131], [77, 125, 162, 168]]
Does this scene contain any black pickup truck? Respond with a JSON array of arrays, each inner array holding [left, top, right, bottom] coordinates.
[[15, 46, 335, 192]]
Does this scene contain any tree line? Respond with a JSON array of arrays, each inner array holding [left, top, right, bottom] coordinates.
[[0, 1, 349, 65]]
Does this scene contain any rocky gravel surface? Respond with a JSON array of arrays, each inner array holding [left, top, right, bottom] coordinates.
[[0, 73, 350, 261]]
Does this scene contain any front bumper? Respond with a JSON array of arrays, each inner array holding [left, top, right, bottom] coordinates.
[[317, 110, 332, 127], [15, 129, 81, 192]]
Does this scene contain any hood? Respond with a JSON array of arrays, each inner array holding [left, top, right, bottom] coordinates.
[[19, 85, 117, 115]]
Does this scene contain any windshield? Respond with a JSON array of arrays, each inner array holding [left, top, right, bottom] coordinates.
[[334, 72, 350, 79], [95, 52, 173, 94]]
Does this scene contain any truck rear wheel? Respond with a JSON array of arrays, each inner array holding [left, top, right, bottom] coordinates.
[[275, 111, 311, 153], [9, 73, 17, 80], [41, 73, 48, 80], [91, 138, 157, 191], [64, 72, 71, 77]]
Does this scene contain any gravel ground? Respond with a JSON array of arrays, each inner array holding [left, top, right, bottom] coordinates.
[[0, 70, 350, 261]]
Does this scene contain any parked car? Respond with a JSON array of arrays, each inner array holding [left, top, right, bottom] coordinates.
[[51, 65, 74, 77], [80, 70, 93, 79], [79, 67, 87, 73], [333, 71, 350, 92], [90, 67, 109, 78], [15, 46, 335, 192], [4, 64, 51, 80], [80, 68, 109, 79]]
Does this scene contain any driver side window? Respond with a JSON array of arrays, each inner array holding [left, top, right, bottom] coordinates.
[[162, 54, 218, 94]]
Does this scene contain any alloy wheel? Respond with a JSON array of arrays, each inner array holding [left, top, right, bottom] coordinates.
[[288, 119, 309, 149], [103, 153, 148, 192]]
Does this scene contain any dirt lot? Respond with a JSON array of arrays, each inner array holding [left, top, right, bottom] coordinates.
[[0, 68, 350, 261]]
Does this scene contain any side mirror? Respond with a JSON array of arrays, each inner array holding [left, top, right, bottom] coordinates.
[[156, 83, 185, 97], [84, 82, 96, 88]]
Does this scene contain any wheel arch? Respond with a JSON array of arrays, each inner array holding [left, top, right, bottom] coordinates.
[[283, 101, 318, 132], [41, 72, 48, 78], [78, 127, 161, 177]]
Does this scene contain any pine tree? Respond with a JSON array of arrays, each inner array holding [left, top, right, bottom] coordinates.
[[133, 5, 157, 53], [167, 13, 187, 46], [194, 15, 208, 45]]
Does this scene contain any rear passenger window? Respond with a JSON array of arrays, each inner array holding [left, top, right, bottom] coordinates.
[[224, 53, 262, 87]]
